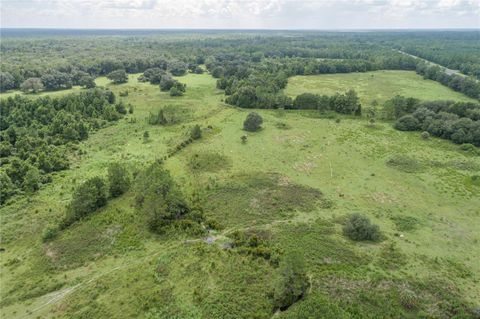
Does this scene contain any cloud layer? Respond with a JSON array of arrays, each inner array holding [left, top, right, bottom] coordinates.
[[1, 0, 479, 29]]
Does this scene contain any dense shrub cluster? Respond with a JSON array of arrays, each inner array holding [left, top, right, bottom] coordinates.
[[343, 213, 381, 241], [0, 89, 123, 204], [60, 162, 131, 228], [293, 89, 361, 114], [273, 253, 309, 311], [386, 96, 480, 146], [135, 161, 204, 235]]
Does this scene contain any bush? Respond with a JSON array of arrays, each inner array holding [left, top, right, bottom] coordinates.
[[107, 162, 131, 197], [394, 115, 420, 131], [273, 253, 309, 311], [190, 125, 202, 140], [62, 176, 108, 228], [42, 225, 59, 242], [421, 131, 430, 139], [343, 213, 381, 241], [243, 112, 263, 132], [169, 86, 183, 96]]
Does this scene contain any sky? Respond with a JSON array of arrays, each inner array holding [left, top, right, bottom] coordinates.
[[1, 0, 479, 29]]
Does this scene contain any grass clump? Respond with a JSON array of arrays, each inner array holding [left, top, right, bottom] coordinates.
[[343, 213, 381, 242], [386, 155, 424, 173], [391, 215, 420, 232], [188, 152, 231, 173]]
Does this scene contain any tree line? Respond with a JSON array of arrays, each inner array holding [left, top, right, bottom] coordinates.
[[0, 88, 127, 204], [384, 96, 480, 146]]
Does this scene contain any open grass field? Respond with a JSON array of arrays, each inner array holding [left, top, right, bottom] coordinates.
[[284, 70, 477, 105], [1, 72, 479, 318]]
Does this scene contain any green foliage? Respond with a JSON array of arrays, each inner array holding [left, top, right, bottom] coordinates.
[[243, 112, 263, 132], [42, 225, 59, 242], [107, 162, 131, 197], [343, 213, 381, 241], [20, 77, 43, 93], [0, 170, 15, 204], [169, 86, 183, 96], [188, 152, 230, 173], [62, 176, 108, 228], [135, 162, 203, 234], [22, 167, 41, 193], [107, 69, 128, 84], [190, 124, 202, 140], [273, 252, 309, 311], [277, 294, 348, 319], [395, 115, 420, 131], [386, 155, 424, 173]]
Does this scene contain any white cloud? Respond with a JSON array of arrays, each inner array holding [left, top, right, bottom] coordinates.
[[1, 0, 479, 28]]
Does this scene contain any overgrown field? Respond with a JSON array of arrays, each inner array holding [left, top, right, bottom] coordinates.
[[1, 72, 479, 318], [284, 70, 476, 105]]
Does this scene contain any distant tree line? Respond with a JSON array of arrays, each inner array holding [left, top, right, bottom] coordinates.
[[415, 63, 480, 100], [384, 96, 480, 146], [0, 89, 125, 204]]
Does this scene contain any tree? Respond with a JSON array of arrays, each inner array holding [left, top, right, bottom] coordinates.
[[0, 72, 15, 92], [243, 112, 263, 132], [194, 66, 204, 74], [0, 170, 15, 204], [395, 115, 420, 131], [22, 167, 41, 192], [78, 75, 96, 88], [190, 125, 202, 140], [107, 162, 131, 197], [41, 71, 73, 90], [62, 176, 108, 228], [160, 75, 175, 91], [169, 61, 188, 76], [273, 253, 309, 311], [343, 213, 381, 241], [211, 66, 225, 78], [20, 78, 43, 93], [293, 93, 319, 110], [107, 69, 128, 84]]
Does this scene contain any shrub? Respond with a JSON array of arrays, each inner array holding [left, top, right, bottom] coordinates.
[[243, 112, 263, 132], [62, 176, 108, 228], [169, 86, 183, 96], [107, 162, 131, 197], [42, 225, 59, 242], [394, 115, 420, 131], [273, 253, 309, 311], [190, 125, 202, 140], [343, 213, 381, 241], [143, 131, 150, 143], [241, 135, 248, 144], [421, 131, 430, 139]]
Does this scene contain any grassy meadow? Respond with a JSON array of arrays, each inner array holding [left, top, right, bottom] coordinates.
[[284, 70, 476, 105], [1, 72, 479, 318]]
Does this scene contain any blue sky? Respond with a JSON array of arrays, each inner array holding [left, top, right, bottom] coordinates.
[[1, 0, 479, 29]]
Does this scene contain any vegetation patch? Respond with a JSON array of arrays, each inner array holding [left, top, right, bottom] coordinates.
[[386, 155, 424, 173], [204, 173, 324, 228], [188, 151, 231, 173], [391, 215, 420, 232]]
